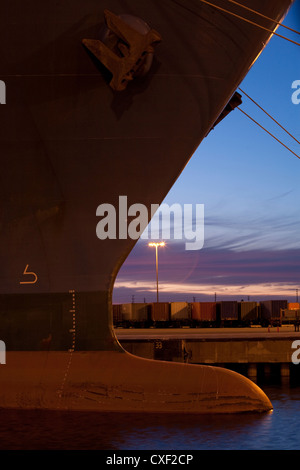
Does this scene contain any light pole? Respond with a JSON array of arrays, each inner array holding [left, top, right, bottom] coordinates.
[[148, 242, 165, 302]]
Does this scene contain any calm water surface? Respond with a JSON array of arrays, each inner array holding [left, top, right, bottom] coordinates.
[[0, 384, 299, 450]]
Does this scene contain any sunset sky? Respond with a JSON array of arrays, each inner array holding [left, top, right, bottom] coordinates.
[[113, 1, 300, 304]]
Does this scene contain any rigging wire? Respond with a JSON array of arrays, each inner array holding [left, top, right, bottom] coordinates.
[[197, 1, 300, 158], [226, 0, 300, 37], [198, 0, 300, 47], [239, 88, 300, 146], [237, 107, 300, 160]]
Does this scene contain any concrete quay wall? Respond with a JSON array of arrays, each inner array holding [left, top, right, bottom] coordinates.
[[116, 327, 300, 380]]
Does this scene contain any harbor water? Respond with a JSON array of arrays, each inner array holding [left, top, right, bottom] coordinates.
[[0, 383, 299, 450]]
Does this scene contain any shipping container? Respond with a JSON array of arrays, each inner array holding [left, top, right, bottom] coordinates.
[[191, 302, 216, 323], [113, 304, 122, 323], [260, 300, 288, 324], [120, 303, 149, 322], [219, 301, 238, 321], [170, 302, 191, 321], [190, 302, 201, 321], [238, 301, 259, 322], [150, 302, 170, 322], [288, 302, 300, 310]]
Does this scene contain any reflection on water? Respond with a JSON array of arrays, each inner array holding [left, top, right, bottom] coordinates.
[[0, 385, 299, 450]]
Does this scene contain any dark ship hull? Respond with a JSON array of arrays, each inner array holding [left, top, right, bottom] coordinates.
[[0, 0, 293, 412]]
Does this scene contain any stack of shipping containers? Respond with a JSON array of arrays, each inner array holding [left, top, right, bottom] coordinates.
[[112, 299, 293, 327], [190, 302, 217, 326], [170, 302, 191, 325], [150, 302, 170, 324], [120, 303, 149, 326], [112, 304, 122, 325], [260, 300, 288, 325], [238, 301, 259, 324], [218, 301, 238, 325]]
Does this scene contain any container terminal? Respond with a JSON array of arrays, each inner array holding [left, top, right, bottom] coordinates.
[[114, 300, 300, 384]]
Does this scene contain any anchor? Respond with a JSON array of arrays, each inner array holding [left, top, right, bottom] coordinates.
[[82, 10, 162, 91]]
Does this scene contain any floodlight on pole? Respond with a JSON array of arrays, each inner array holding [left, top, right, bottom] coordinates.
[[148, 242, 165, 302]]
